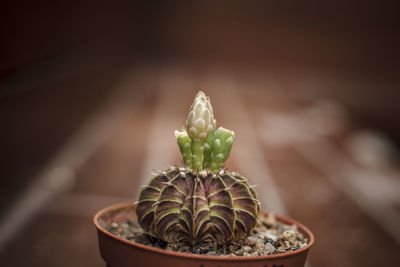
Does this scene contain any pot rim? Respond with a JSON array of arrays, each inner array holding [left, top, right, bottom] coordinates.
[[94, 202, 315, 261]]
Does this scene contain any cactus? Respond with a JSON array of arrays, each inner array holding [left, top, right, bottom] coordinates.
[[136, 91, 259, 247]]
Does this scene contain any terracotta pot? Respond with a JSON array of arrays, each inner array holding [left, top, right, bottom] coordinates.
[[94, 202, 314, 267]]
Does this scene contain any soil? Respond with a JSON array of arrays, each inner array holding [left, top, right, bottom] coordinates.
[[107, 213, 308, 257]]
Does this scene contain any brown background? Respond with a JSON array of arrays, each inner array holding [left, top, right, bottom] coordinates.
[[1, 1, 399, 266]]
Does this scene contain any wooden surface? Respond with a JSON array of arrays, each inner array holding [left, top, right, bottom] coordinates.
[[0, 67, 399, 267]]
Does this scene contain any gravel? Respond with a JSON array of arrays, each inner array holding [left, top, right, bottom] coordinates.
[[107, 213, 308, 257]]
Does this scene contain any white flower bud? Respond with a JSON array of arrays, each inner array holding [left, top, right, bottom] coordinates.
[[186, 91, 214, 141]]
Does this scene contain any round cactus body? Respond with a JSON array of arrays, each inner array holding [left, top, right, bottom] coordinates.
[[136, 168, 259, 246]]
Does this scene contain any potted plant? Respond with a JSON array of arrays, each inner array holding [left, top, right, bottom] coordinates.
[[94, 91, 314, 267]]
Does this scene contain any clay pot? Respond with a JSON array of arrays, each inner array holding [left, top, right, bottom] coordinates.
[[94, 202, 314, 267]]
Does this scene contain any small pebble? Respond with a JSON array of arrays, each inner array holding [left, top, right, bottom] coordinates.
[[242, 245, 251, 253], [262, 213, 277, 227], [264, 243, 276, 254], [244, 236, 259, 246], [282, 230, 296, 245], [260, 231, 278, 242]]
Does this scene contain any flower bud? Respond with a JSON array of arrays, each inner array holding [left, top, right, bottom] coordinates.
[[185, 91, 214, 142]]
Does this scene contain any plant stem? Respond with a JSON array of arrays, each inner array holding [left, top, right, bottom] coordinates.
[[191, 139, 205, 172], [210, 127, 235, 173], [202, 122, 216, 169], [175, 130, 192, 168]]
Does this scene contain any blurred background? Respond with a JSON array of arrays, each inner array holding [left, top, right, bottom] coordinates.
[[1, 1, 400, 266]]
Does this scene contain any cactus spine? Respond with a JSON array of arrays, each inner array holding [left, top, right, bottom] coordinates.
[[136, 91, 259, 246]]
